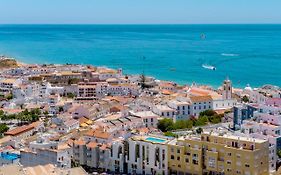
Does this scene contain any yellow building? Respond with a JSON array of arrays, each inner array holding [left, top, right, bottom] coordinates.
[[167, 131, 269, 175]]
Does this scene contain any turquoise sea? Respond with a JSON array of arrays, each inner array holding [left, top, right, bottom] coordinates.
[[0, 24, 281, 88]]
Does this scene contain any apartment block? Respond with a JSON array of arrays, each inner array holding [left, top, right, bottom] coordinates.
[[167, 132, 269, 175]]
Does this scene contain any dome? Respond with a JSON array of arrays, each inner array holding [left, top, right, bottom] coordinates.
[[244, 84, 252, 91]]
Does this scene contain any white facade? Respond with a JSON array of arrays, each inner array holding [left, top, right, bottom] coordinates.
[[153, 105, 176, 119], [0, 78, 22, 95], [109, 140, 126, 173], [212, 99, 237, 110], [238, 107, 281, 173], [190, 97, 213, 117], [126, 136, 169, 175], [57, 119, 79, 134], [20, 148, 71, 168], [130, 111, 159, 128]]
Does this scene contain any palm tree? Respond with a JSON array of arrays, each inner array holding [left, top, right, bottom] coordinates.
[[140, 74, 146, 89]]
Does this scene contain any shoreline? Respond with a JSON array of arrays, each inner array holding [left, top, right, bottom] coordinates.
[[9, 56, 280, 90]]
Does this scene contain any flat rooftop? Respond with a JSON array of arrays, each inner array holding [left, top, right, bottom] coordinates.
[[132, 135, 170, 144]]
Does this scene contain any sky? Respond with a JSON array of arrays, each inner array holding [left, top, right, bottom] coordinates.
[[1, 0, 281, 24]]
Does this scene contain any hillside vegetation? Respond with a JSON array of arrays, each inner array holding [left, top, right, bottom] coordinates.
[[0, 58, 18, 68]]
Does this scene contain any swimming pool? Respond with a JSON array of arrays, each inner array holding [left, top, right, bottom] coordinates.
[[0, 152, 20, 161], [145, 137, 167, 143]]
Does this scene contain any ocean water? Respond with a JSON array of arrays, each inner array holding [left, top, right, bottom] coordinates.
[[0, 24, 281, 88]]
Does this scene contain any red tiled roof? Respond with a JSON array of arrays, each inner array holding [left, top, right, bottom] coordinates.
[[4, 122, 38, 136]]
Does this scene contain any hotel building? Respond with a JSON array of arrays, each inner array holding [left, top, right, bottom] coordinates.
[[126, 135, 170, 175], [167, 131, 269, 175]]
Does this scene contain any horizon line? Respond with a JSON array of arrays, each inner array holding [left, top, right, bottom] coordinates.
[[1, 23, 281, 25]]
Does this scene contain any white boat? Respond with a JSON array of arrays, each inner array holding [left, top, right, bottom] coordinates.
[[202, 64, 216, 70]]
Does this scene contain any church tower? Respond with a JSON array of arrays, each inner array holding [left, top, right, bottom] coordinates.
[[222, 77, 232, 100]]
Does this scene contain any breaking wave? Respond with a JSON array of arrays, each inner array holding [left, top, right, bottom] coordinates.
[[221, 53, 239, 57]]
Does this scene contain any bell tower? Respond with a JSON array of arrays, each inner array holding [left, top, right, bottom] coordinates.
[[222, 77, 232, 100]]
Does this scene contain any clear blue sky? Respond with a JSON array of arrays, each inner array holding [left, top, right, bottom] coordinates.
[[1, 0, 281, 24]]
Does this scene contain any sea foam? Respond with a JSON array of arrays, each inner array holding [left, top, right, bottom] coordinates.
[[221, 53, 239, 57]]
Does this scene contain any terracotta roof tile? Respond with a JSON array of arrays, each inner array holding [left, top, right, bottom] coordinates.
[[86, 141, 99, 148], [190, 95, 212, 103], [85, 129, 110, 139]]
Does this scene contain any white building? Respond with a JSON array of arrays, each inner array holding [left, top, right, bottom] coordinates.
[[108, 139, 126, 173], [126, 135, 169, 175], [242, 85, 268, 104], [57, 119, 79, 134], [153, 105, 176, 120], [189, 95, 213, 117], [167, 100, 191, 120], [237, 104, 281, 173], [73, 139, 111, 171], [0, 78, 22, 95], [130, 111, 159, 128], [20, 146, 71, 168]]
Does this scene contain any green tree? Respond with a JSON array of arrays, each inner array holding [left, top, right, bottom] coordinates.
[[196, 127, 203, 134], [194, 116, 208, 126], [5, 93, 13, 100], [277, 149, 281, 158], [68, 78, 80, 85], [43, 111, 49, 116], [71, 160, 80, 168], [59, 106, 64, 112], [186, 119, 194, 129], [0, 124, 9, 134], [157, 118, 174, 132], [209, 114, 222, 124], [199, 110, 216, 117], [31, 108, 41, 115], [242, 95, 249, 103], [0, 110, 4, 116], [164, 131, 177, 137], [67, 93, 76, 98], [174, 120, 188, 130]]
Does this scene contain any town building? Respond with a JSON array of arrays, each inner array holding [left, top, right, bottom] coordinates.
[[167, 131, 269, 175]]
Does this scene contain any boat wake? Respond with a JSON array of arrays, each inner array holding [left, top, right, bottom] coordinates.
[[221, 53, 239, 57], [202, 64, 216, 71]]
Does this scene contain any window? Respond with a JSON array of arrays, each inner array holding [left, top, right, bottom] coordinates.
[[177, 149, 180, 154], [236, 154, 241, 158], [227, 152, 232, 156], [245, 164, 250, 168], [192, 154, 198, 165], [177, 157, 180, 161], [208, 157, 216, 168], [171, 155, 174, 160]]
